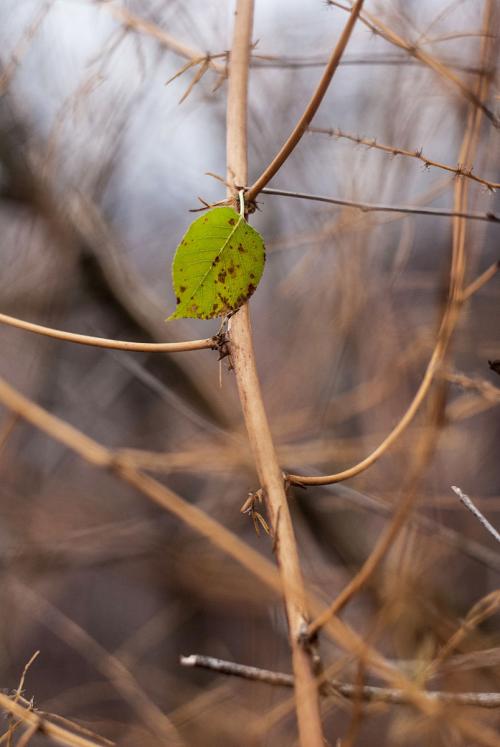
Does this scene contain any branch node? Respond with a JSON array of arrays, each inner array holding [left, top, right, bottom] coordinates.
[[240, 488, 271, 536]]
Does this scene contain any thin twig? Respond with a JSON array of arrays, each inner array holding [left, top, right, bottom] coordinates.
[[308, 126, 500, 191], [0, 313, 215, 353], [311, 484, 500, 574], [100, 4, 224, 75], [180, 654, 500, 708], [425, 591, 500, 679], [452, 486, 500, 544], [15, 723, 39, 747], [245, 0, 364, 201], [260, 187, 500, 224], [5, 652, 39, 747], [250, 52, 487, 74], [11, 581, 185, 747], [180, 654, 293, 687], [445, 370, 500, 407], [0, 1, 53, 95], [306, 486, 421, 639], [462, 261, 499, 300], [327, 1, 500, 128], [17, 703, 115, 747], [0, 692, 104, 747]]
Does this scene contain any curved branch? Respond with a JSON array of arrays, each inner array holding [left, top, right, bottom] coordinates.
[[245, 0, 364, 202], [287, 331, 446, 486], [288, 16, 494, 488], [0, 313, 215, 353]]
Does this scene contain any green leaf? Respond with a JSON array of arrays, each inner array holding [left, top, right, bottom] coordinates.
[[167, 207, 266, 320]]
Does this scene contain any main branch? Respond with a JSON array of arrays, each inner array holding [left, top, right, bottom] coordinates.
[[225, 2, 324, 745]]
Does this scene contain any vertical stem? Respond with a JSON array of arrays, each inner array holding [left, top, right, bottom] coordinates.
[[226, 2, 324, 745]]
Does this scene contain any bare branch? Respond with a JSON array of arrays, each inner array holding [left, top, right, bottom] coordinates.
[[100, 3, 224, 74], [225, 2, 325, 744], [0, 312, 215, 353], [181, 654, 500, 708], [245, 0, 364, 201], [11, 580, 185, 747], [327, 1, 500, 128], [0, 692, 105, 747], [308, 126, 500, 192], [260, 187, 500, 225], [462, 261, 500, 300], [426, 591, 500, 679], [452, 486, 500, 544], [250, 52, 487, 74], [180, 654, 294, 687]]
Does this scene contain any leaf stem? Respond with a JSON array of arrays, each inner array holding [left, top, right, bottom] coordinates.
[[238, 188, 245, 217]]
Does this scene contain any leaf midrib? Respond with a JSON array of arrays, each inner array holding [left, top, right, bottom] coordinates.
[[180, 211, 244, 309]]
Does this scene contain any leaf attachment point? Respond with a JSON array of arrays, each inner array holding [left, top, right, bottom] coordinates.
[[167, 207, 265, 320]]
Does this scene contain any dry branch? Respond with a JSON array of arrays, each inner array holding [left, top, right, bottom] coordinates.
[[101, 3, 224, 74], [260, 187, 500, 224], [245, 0, 365, 201], [452, 486, 500, 544], [11, 581, 185, 747], [225, 2, 324, 744], [181, 654, 500, 708], [308, 126, 500, 191], [328, 1, 500, 128], [0, 692, 105, 747], [0, 312, 215, 353]]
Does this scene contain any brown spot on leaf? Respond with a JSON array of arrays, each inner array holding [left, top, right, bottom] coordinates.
[[218, 292, 229, 306], [214, 256, 220, 264], [228, 218, 236, 225], [218, 270, 227, 283], [179, 286, 186, 294], [237, 244, 245, 252], [176, 296, 180, 303], [247, 283, 256, 295], [250, 273, 255, 279]]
